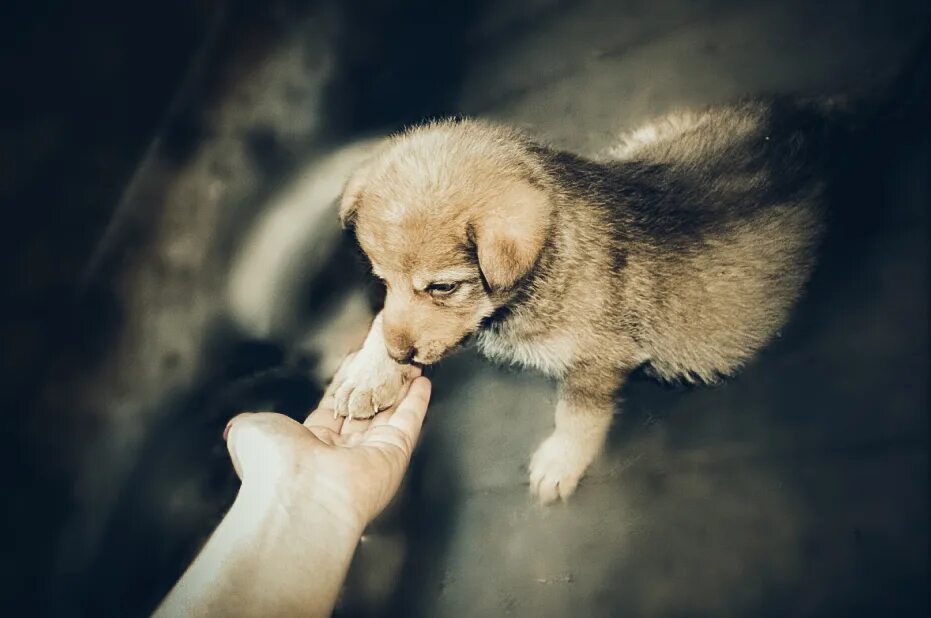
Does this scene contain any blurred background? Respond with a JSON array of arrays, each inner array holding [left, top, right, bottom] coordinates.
[[1, 0, 928, 616]]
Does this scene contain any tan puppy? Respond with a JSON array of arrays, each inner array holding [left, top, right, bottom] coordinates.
[[330, 98, 827, 503]]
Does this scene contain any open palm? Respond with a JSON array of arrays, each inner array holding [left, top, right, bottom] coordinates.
[[225, 368, 431, 531]]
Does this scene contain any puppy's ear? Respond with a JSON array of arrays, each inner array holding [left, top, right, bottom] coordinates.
[[469, 183, 551, 291], [338, 167, 367, 229]]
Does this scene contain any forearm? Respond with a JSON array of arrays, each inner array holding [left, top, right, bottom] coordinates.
[[155, 479, 362, 617]]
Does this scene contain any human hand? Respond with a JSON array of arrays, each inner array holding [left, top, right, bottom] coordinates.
[[224, 368, 431, 534]]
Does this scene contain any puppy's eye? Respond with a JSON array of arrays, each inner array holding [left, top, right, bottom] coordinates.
[[426, 281, 459, 295]]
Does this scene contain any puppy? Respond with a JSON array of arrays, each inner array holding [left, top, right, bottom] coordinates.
[[330, 98, 827, 503]]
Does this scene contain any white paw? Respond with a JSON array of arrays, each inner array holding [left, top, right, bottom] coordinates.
[[528, 432, 595, 505], [330, 350, 411, 420]]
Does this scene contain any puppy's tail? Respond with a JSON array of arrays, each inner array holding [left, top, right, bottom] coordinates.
[[806, 29, 930, 290], [819, 29, 930, 139], [774, 31, 930, 203]]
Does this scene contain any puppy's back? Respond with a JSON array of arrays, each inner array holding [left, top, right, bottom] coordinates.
[[606, 99, 832, 382]]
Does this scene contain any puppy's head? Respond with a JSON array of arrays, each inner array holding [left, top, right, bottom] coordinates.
[[339, 120, 553, 365]]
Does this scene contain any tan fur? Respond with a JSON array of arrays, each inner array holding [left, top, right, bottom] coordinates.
[[332, 103, 824, 503]]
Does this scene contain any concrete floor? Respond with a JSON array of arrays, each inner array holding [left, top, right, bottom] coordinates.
[[8, 0, 927, 616], [338, 1, 930, 615]]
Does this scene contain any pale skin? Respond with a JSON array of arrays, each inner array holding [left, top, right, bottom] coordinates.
[[155, 371, 432, 618]]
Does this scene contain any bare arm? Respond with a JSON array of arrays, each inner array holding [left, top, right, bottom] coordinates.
[[155, 374, 432, 617]]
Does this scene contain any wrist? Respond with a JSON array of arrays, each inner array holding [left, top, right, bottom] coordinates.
[[239, 472, 367, 543], [160, 467, 365, 618]]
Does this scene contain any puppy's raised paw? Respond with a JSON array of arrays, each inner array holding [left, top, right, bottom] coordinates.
[[528, 432, 593, 505], [331, 350, 411, 420]]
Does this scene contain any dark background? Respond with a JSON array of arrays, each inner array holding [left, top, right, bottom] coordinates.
[[1, 0, 928, 616]]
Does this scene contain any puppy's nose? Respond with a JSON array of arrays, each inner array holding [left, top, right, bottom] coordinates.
[[387, 345, 416, 364]]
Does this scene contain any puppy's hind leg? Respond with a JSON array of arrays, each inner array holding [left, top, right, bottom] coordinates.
[[529, 367, 622, 504]]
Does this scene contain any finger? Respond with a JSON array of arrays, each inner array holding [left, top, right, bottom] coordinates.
[[339, 415, 374, 435], [314, 393, 338, 415], [370, 409, 395, 427], [308, 363, 424, 434], [303, 352, 355, 429], [382, 377, 432, 447], [225, 412, 255, 480], [307, 425, 340, 445], [339, 367, 424, 435], [304, 403, 345, 433], [369, 371, 420, 428]]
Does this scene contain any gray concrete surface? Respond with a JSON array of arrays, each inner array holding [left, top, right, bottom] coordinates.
[[337, 1, 930, 615]]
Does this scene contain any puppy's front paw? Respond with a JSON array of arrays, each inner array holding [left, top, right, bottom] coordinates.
[[331, 351, 411, 419], [528, 432, 594, 505]]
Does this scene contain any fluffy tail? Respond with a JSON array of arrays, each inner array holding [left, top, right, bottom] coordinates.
[[823, 30, 930, 136]]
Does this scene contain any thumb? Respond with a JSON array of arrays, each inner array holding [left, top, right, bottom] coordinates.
[[225, 412, 306, 483], [384, 377, 432, 448]]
